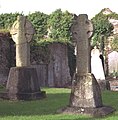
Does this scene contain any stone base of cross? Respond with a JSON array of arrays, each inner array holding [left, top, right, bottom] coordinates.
[[58, 73, 115, 117], [70, 73, 102, 108], [0, 67, 46, 100]]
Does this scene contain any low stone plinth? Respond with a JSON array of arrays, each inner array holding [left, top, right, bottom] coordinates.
[[57, 106, 115, 117], [0, 67, 46, 100]]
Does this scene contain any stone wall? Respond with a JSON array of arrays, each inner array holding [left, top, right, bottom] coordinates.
[[0, 32, 15, 85], [31, 42, 71, 87], [47, 43, 71, 87]]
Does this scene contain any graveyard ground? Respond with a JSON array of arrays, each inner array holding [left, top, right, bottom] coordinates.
[[0, 87, 118, 120]]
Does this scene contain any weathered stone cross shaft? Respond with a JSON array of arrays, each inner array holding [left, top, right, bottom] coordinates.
[[10, 15, 35, 67]]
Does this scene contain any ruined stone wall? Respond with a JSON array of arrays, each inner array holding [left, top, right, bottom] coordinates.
[[47, 42, 71, 87], [31, 42, 71, 87], [0, 32, 15, 85]]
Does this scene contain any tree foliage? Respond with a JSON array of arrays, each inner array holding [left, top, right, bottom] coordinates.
[[0, 9, 74, 44], [0, 13, 21, 30], [91, 12, 114, 45], [28, 12, 49, 42], [111, 36, 118, 51], [47, 9, 73, 42]]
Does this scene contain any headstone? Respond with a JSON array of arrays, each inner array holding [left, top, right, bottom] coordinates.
[[0, 15, 46, 100], [108, 51, 118, 75], [91, 46, 106, 90], [108, 51, 118, 90], [58, 14, 115, 117]]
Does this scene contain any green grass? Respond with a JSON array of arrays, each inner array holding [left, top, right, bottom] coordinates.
[[0, 88, 118, 120]]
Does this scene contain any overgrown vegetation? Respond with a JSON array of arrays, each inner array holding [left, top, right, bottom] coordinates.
[[47, 9, 73, 42], [91, 8, 118, 52], [0, 13, 21, 30], [0, 8, 118, 49], [0, 9, 74, 45], [91, 12, 114, 46], [28, 12, 49, 44], [111, 36, 118, 51]]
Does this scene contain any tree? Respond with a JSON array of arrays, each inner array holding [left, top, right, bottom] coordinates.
[[0, 13, 20, 30], [28, 12, 49, 43], [47, 9, 73, 43], [91, 12, 114, 46]]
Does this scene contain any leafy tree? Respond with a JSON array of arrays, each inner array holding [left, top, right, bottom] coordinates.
[[0, 13, 20, 30], [47, 9, 73, 43], [91, 12, 114, 46], [28, 12, 49, 43], [0, 10, 73, 44]]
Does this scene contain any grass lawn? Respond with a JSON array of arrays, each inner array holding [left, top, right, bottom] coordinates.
[[0, 88, 118, 120]]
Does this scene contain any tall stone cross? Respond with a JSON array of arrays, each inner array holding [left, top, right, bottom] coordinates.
[[10, 15, 35, 67], [70, 14, 103, 108], [0, 15, 46, 101], [58, 14, 115, 116]]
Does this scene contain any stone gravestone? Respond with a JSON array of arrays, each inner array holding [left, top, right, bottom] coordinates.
[[108, 51, 118, 91], [0, 15, 46, 100], [108, 51, 118, 75], [91, 46, 106, 90], [58, 14, 115, 117]]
